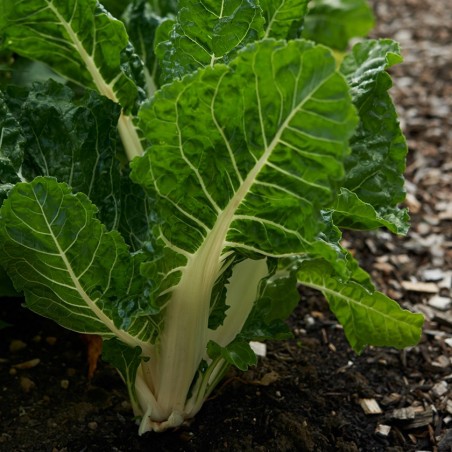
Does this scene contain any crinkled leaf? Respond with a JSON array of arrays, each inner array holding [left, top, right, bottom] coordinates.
[[0, 0, 145, 112], [2, 81, 151, 249], [297, 260, 424, 353], [123, 0, 164, 96], [132, 39, 357, 302], [303, 0, 374, 51], [156, 0, 265, 83], [260, 0, 309, 39], [0, 90, 24, 200], [340, 39, 409, 233], [332, 188, 409, 234], [0, 177, 154, 350]]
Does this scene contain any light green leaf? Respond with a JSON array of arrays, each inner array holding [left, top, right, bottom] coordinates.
[[297, 260, 424, 353], [303, 0, 374, 51], [132, 39, 357, 302], [0, 177, 154, 351], [340, 39, 408, 232], [260, 0, 309, 39], [0, 0, 144, 112], [331, 188, 409, 234], [156, 0, 265, 83]]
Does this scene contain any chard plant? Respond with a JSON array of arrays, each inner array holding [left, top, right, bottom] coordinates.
[[0, 0, 423, 434]]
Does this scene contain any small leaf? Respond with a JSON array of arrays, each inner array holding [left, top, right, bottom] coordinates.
[[207, 339, 257, 371], [156, 0, 265, 83]]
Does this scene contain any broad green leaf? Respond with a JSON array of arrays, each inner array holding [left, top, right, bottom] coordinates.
[[0, 0, 144, 112], [156, 0, 265, 83], [297, 260, 424, 353], [260, 0, 309, 39], [340, 39, 409, 232], [0, 177, 154, 352], [303, 0, 374, 51], [132, 39, 357, 302]]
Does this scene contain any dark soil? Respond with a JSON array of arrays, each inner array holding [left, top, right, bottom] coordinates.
[[1, 0, 451, 450]]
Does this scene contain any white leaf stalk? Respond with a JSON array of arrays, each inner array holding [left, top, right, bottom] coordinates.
[[132, 258, 269, 433]]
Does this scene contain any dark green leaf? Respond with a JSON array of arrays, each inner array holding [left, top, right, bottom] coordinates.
[[340, 39, 409, 233], [260, 0, 309, 39], [156, 0, 265, 83], [0, 0, 145, 112], [303, 0, 374, 51]]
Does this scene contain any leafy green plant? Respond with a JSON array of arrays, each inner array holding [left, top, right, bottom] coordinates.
[[0, 0, 423, 434]]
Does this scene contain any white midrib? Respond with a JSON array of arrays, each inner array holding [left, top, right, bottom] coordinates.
[[46, 1, 144, 160], [152, 79, 319, 414]]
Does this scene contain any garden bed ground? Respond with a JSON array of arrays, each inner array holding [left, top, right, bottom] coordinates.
[[1, 0, 451, 450]]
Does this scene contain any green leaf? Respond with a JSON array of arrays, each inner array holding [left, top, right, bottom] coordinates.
[[2, 81, 151, 249], [297, 260, 424, 353], [260, 0, 309, 39], [207, 339, 257, 371], [0, 0, 145, 112], [340, 39, 408, 232], [123, 0, 163, 96], [156, 0, 265, 83], [9, 81, 123, 228], [331, 188, 409, 234], [0, 89, 24, 201], [303, 0, 374, 51], [132, 39, 357, 302], [0, 177, 154, 350], [102, 338, 143, 407], [0, 267, 19, 297]]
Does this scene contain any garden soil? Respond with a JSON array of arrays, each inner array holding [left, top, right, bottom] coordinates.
[[1, 0, 451, 450]]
